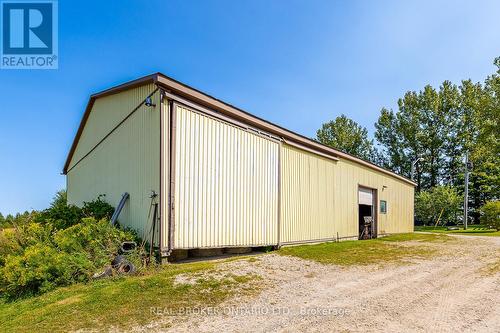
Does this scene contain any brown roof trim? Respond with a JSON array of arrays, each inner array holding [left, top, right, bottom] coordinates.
[[154, 74, 415, 186], [63, 73, 416, 186]]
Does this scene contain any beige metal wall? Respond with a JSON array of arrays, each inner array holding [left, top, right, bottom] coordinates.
[[334, 159, 414, 236], [280, 144, 337, 243], [280, 144, 414, 243], [67, 84, 413, 251], [67, 84, 161, 239], [172, 104, 279, 249]]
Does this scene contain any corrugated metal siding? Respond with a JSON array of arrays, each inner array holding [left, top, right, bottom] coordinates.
[[67, 85, 160, 240], [67, 82, 413, 251], [281, 145, 414, 243], [280, 144, 337, 243], [173, 104, 279, 249], [68, 84, 157, 170], [333, 159, 414, 236]]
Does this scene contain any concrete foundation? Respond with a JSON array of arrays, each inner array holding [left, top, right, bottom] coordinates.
[[224, 247, 252, 254], [189, 248, 224, 257], [168, 249, 189, 261]]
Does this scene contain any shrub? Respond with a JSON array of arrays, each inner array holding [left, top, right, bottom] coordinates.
[[0, 218, 139, 299], [54, 218, 132, 266], [1, 244, 79, 297], [415, 186, 461, 225], [0, 221, 53, 267], [36, 191, 82, 229], [480, 201, 500, 230], [81, 194, 115, 221], [0, 211, 35, 229], [36, 191, 115, 230], [0, 228, 22, 266], [0, 191, 145, 300]]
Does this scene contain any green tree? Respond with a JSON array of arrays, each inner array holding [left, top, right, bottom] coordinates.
[[375, 108, 406, 173], [375, 57, 500, 220], [468, 61, 500, 221], [316, 115, 376, 161], [480, 201, 500, 230], [4, 214, 14, 228], [415, 186, 461, 225], [441, 81, 463, 188]]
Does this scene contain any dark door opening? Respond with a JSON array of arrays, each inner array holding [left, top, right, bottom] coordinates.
[[358, 186, 377, 240], [358, 204, 373, 239]]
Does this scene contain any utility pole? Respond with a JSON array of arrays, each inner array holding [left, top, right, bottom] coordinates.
[[411, 157, 424, 183], [464, 152, 469, 230]]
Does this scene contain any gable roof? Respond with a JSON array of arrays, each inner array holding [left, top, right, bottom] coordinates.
[[63, 73, 416, 186]]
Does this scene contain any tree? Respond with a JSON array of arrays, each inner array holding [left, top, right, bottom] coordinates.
[[468, 61, 500, 222], [415, 186, 461, 225], [375, 108, 406, 172], [441, 81, 463, 188], [375, 57, 500, 218], [375, 84, 459, 190], [4, 214, 14, 228], [316, 115, 376, 161], [480, 201, 500, 230], [0, 213, 4, 228]]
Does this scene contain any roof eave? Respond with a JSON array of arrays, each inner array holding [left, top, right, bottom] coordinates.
[[63, 73, 416, 187], [155, 74, 416, 186]]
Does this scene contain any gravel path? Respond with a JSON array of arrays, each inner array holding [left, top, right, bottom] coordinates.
[[144, 235, 500, 333]]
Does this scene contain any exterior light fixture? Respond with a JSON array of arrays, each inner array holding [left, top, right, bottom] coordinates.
[[145, 96, 156, 107]]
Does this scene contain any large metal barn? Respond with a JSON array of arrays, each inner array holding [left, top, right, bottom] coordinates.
[[64, 73, 415, 258]]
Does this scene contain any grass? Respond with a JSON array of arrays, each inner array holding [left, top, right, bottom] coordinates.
[[415, 225, 500, 237], [278, 233, 452, 266], [0, 259, 259, 333]]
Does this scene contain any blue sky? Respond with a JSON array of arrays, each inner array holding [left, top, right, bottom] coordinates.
[[1, 0, 500, 215]]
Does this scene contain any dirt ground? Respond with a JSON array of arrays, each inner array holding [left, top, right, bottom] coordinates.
[[141, 235, 500, 333]]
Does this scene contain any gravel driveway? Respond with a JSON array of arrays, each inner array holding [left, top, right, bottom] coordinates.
[[143, 235, 500, 333]]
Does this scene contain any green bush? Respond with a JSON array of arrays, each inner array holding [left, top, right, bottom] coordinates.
[[36, 191, 82, 229], [0, 222, 52, 266], [54, 218, 132, 266], [1, 244, 78, 297], [0, 211, 35, 229], [480, 201, 500, 230], [0, 218, 138, 299], [36, 191, 115, 230], [81, 194, 115, 221], [415, 186, 461, 225], [0, 229, 22, 266], [0, 191, 145, 300]]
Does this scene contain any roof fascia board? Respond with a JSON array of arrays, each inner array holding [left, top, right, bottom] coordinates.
[[155, 74, 416, 186], [63, 73, 416, 186]]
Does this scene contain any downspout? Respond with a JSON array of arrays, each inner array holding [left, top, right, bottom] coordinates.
[[168, 99, 177, 253], [158, 87, 167, 257], [276, 140, 282, 249], [158, 87, 176, 257]]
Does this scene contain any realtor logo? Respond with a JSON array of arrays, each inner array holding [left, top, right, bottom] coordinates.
[[1, 0, 58, 69]]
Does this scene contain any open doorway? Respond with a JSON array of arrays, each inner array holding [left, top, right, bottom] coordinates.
[[358, 186, 377, 240]]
